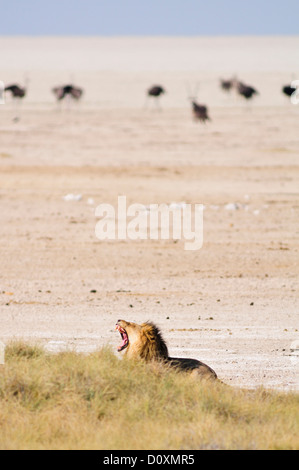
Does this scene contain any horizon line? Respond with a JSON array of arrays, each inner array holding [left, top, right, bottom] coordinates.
[[0, 33, 298, 38]]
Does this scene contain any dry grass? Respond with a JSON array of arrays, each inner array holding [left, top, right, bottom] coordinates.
[[0, 342, 298, 450]]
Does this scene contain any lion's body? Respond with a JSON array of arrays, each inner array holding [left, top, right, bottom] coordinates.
[[116, 320, 217, 380]]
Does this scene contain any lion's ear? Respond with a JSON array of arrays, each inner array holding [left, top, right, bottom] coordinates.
[[141, 322, 153, 333]]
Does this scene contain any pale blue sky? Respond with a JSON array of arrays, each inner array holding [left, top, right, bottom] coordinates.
[[1, 0, 298, 36]]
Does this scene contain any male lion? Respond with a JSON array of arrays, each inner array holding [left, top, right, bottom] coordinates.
[[115, 319, 217, 380]]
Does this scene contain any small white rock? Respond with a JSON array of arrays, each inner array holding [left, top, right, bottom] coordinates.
[[63, 194, 82, 202], [225, 203, 240, 211]]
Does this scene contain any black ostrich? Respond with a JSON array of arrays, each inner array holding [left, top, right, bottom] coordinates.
[[220, 78, 234, 93], [52, 84, 83, 101], [4, 84, 26, 99], [147, 85, 165, 98], [236, 82, 258, 100], [282, 84, 296, 97], [145, 85, 165, 109], [4, 82, 28, 122], [191, 101, 211, 123]]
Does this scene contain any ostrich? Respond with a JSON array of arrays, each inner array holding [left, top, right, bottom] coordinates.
[[52, 84, 83, 102], [4, 84, 26, 99], [220, 78, 234, 93], [148, 85, 165, 98], [145, 85, 165, 109], [4, 82, 28, 121], [236, 81, 258, 100], [282, 84, 296, 98]]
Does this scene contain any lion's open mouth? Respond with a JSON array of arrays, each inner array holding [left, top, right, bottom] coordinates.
[[115, 324, 129, 352]]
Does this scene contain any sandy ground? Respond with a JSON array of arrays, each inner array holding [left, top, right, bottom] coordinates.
[[0, 37, 298, 391]]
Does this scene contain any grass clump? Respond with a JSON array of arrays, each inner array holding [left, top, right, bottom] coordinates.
[[0, 341, 298, 450], [5, 341, 45, 360]]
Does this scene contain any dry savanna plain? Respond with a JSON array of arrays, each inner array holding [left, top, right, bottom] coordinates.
[[0, 36, 298, 408]]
